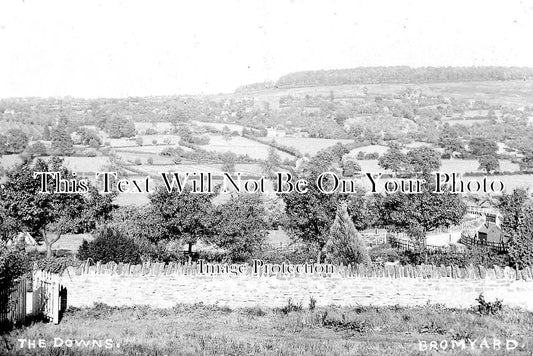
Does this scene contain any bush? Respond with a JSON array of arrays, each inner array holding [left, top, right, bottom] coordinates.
[[369, 245, 401, 264], [395, 247, 511, 267], [277, 299, 303, 315], [77, 226, 142, 264], [475, 293, 503, 315], [0, 243, 30, 315]]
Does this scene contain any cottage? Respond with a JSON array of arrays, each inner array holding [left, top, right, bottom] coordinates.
[[477, 222, 506, 244]]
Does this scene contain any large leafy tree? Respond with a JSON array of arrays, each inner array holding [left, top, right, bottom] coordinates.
[[407, 146, 441, 176], [149, 186, 215, 253], [378, 143, 409, 175], [282, 178, 339, 263], [0, 158, 87, 257], [499, 188, 529, 243], [4, 129, 28, 154], [438, 124, 463, 156], [469, 137, 498, 157], [377, 182, 466, 249], [210, 194, 268, 262], [478, 155, 500, 174]]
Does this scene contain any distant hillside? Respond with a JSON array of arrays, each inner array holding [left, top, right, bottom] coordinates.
[[234, 81, 276, 93], [275, 66, 533, 88]]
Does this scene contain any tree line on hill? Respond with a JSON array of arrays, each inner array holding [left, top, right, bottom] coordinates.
[[276, 66, 533, 88]]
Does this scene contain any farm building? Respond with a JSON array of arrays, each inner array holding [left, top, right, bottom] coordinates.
[[476, 221, 506, 245]]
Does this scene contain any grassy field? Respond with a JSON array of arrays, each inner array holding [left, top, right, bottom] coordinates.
[[59, 156, 110, 172], [202, 135, 293, 160], [260, 137, 353, 156], [0, 154, 23, 168], [2, 302, 532, 355]]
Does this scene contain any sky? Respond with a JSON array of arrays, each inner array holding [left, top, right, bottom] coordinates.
[[0, 0, 532, 98]]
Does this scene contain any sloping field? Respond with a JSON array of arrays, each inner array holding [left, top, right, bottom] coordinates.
[[261, 137, 353, 155], [59, 156, 111, 172], [203, 135, 292, 160]]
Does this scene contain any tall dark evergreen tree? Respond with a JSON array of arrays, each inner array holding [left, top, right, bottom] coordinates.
[[325, 202, 370, 265], [51, 126, 74, 156]]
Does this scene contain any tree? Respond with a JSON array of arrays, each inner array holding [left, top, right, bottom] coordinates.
[[0, 206, 20, 242], [78, 128, 102, 147], [330, 142, 349, 162], [342, 159, 361, 177], [0, 158, 87, 257], [109, 206, 167, 253], [149, 186, 215, 253], [469, 137, 498, 157], [519, 151, 533, 172], [51, 126, 74, 156], [377, 183, 466, 251], [378, 143, 409, 175], [26, 141, 47, 158], [499, 188, 529, 244], [407, 147, 441, 175], [438, 124, 463, 156], [221, 151, 237, 173], [0, 134, 6, 156], [5, 129, 28, 154], [261, 147, 281, 178], [80, 185, 117, 233], [77, 226, 141, 264], [107, 116, 136, 138], [282, 180, 339, 262], [325, 202, 370, 265], [210, 194, 268, 261], [478, 155, 500, 173], [43, 125, 51, 140], [263, 194, 287, 229], [508, 203, 533, 268]]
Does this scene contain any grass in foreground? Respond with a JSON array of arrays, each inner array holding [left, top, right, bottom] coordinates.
[[1, 301, 533, 356]]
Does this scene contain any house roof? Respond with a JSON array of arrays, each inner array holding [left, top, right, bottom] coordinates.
[[477, 222, 505, 243]]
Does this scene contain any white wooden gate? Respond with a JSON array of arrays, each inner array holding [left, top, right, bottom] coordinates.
[[32, 270, 65, 324]]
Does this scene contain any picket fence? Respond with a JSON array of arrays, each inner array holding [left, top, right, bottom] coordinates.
[[0, 270, 65, 327]]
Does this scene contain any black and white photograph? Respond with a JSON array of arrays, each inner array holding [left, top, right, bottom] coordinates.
[[1, 0, 533, 355]]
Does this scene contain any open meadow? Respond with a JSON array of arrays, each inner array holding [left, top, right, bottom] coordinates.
[[2, 302, 532, 356], [258, 137, 353, 156]]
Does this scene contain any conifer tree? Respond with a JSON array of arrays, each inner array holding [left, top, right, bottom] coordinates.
[[51, 126, 74, 156], [325, 201, 370, 265]]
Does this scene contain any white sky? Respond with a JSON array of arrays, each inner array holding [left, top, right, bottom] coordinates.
[[0, 0, 532, 98]]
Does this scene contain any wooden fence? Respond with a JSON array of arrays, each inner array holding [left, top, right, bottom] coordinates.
[[459, 233, 507, 252], [387, 234, 454, 253], [0, 270, 65, 328], [0, 278, 27, 326]]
